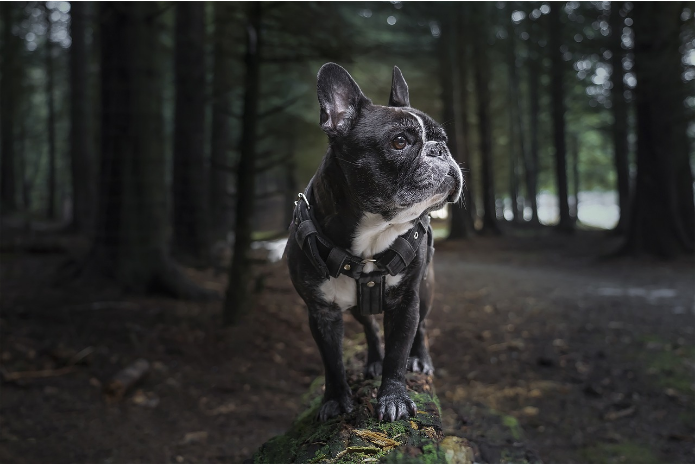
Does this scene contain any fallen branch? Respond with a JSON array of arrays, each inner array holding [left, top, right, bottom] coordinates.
[[1, 366, 78, 382], [103, 358, 150, 402]]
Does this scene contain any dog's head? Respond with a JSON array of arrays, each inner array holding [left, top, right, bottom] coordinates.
[[317, 63, 463, 222]]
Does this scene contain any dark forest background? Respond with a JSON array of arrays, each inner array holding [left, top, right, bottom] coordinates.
[[1, 2, 694, 463]]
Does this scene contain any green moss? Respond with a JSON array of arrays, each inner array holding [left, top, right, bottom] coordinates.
[[581, 442, 661, 464], [501, 415, 523, 441], [638, 338, 695, 394]]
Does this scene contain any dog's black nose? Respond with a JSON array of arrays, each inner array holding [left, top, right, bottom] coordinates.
[[426, 142, 447, 158]]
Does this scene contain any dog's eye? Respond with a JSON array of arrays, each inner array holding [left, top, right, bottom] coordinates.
[[391, 135, 407, 150]]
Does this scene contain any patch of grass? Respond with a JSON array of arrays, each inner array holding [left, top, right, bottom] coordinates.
[[581, 442, 661, 464], [637, 335, 695, 394], [501, 415, 523, 441]]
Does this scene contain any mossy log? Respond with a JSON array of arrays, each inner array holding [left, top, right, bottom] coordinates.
[[253, 370, 476, 464]]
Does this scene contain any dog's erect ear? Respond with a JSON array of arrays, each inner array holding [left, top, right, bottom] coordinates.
[[317, 63, 368, 137], [388, 66, 410, 107]]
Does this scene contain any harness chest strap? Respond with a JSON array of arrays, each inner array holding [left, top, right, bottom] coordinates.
[[290, 183, 434, 315]]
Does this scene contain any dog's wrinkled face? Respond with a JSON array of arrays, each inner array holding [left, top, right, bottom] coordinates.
[[317, 63, 463, 221]]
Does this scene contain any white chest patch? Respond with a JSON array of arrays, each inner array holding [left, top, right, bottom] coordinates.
[[318, 207, 434, 311]]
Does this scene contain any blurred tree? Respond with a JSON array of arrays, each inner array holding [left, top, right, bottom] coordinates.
[[224, 2, 262, 325], [172, 2, 209, 263], [471, 2, 500, 235], [0, 2, 19, 213], [548, 3, 573, 232], [608, 1, 631, 234], [525, 8, 543, 225], [209, 2, 236, 240], [45, 2, 57, 220], [506, 3, 523, 223], [91, 2, 212, 298], [623, 1, 694, 257], [439, 4, 469, 239], [69, 1, 94, 232]]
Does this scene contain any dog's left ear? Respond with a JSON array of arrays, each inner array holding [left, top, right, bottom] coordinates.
[[388, 66, 410, 107]]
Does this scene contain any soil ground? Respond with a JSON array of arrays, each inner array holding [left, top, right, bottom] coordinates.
[[1, 226, 693, 463]]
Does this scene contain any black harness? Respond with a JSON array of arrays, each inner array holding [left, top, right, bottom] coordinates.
[[290, 180, 434, 316]]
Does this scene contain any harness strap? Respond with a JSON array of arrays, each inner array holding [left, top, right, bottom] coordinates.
[[290, 179, 434, 315]]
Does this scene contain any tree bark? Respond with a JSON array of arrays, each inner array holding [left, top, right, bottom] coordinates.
[[439, 6, 468, 240], [45, 4, 57, 220], [526, 37, 541, 225], [172, 2, 209, 263], [622, 2, 694, 257], [0, 2, 18, 213], [506, 13, 521, 224], [471, 3, 500, 235], [448, 4, 475, 239], [224, 3, 263, 325], [548, 4, 573, 232], [608, 1, 631, 234], [91, 2, 214, 299], [69, 1, 94, 233], [209, 2, 235, 240]]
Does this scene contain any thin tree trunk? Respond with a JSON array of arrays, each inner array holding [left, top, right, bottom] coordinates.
[[0, 2, 18, 213], [45, 4, 57, 220], [448, 3, 474, 239], [608, 1, 631, 234], [439, 6, 468, 239], [471, 3, 500, 235], [209, 2, 234, 240], [527, 41, 541, 224], [506, 13, 521, 224], [69, 1, 93, 232], [622, 2, 694, 257], [172, 2, 209, 263], [548, 4, 573, 232], [91, 2, 214, 298], [570, 133, 580, 219], [224, 3, 263, 325]]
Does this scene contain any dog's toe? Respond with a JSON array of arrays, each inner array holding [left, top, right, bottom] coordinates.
[[364, 361, 383, 379], [376, 391, 417, 422], [317, 396, 353, 422], [408, 356, 434, 375]]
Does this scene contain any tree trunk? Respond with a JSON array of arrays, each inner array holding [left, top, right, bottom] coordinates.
[[224, 3, 262, 325], [172, 2, 209, 263], [608, 1, 631, 234], [506, 14, 521, 224], [448, 4, 475, 239], [0, 2, 18, 214], [471, 4, 500, 235], [91, 2, 214, 299], [526, 40, 541, 225], [570, 133, 580, 219], [209, 2, 235, 240], [69, 1, 94, 233], [45, 4, 57, 220], [622, 2, 694, 257], [548, 4, 573, 232], [439, 6, 468, 240]]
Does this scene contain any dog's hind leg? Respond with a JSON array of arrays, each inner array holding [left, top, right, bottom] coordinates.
[[408, 261, 435, 375], [349, 307, 384, 378], [308, 305, 354, 421]]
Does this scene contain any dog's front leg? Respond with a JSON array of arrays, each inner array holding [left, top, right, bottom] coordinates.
[[308, 305, 353, 421], [377, 291, 419, 422]]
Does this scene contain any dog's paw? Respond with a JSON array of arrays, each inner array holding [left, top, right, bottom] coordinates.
[[407, 356, 434, 375], [376, 390, 417, 422], [364, 360, 383, 379], [318, 396, 353, 422]]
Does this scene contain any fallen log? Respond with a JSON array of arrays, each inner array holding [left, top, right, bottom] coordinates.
[[253, 370, 477, 464]]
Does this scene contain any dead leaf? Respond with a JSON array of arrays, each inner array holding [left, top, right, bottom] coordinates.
[[353, 429, 401, 450], [410, 421, 419, 430], [604, 406, 636, 421], [180, 431, 208, 445]]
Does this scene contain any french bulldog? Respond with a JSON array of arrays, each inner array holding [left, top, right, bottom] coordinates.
[[286, 63, 463, 422]]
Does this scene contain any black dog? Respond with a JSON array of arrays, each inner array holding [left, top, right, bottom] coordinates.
[[286, 63, 462, 422]]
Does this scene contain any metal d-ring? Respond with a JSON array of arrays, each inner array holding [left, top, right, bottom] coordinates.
[[297, 193, 310, 209]]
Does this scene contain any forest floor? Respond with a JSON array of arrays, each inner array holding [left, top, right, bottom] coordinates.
[[1, 225, 694, 463]]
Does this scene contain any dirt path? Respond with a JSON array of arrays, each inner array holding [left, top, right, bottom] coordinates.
[[1, 231, 693, 463]]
